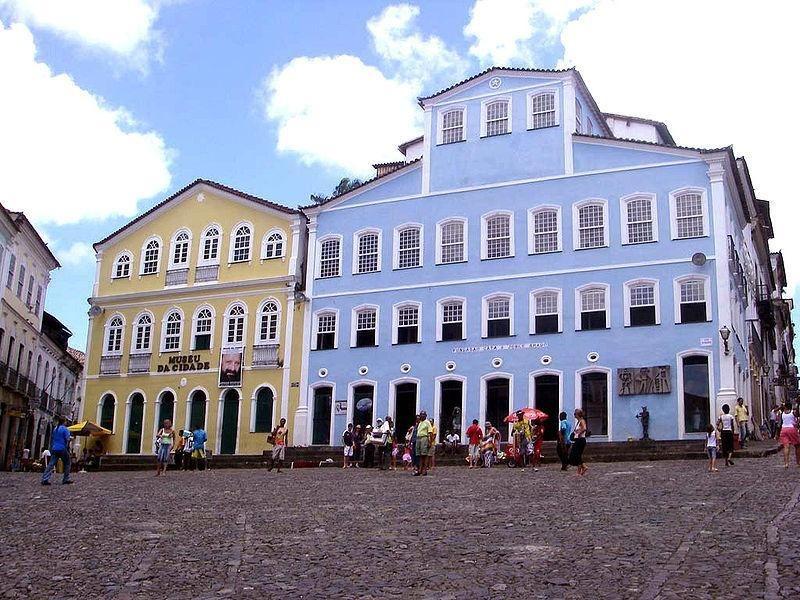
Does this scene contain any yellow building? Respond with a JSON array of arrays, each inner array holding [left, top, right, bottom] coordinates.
[[82, 180, 306, 456]]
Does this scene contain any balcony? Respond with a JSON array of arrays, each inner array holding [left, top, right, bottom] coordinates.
[[195, 264, 219, 283], [100, 355, 122, 375], [128, 353, 152, 374], [252, 343, 280, 368], [165, 268, 189, 286]]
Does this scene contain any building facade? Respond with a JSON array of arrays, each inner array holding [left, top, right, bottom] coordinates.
[[82, 180, 306, 456], [297, 67, 795, 445]]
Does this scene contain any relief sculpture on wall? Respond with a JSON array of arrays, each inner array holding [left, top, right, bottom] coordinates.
[[617, 366, 671, 396]]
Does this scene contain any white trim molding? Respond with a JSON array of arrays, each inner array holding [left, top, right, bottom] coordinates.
[[481, 210, 515, 260], [574, 366, 613, 441], [480, 95, 512, 137], [574, 283, 611, 331], [526, 88, 560, 130], [620, 192, 659, 245], [529, 287, 562, 334], [572, 198, 609, 250], [316, 234, 343, 279], [260, 227, 287, 260], [392, 300, 422, 345], [392, 222, 424, 270], [352, 227, 383, 275], [350, 303, 380, 348], [669, 187, 709, 240], [435, 296, 467, 342], [623, 278, 661, 327], [436, 105, 467, 145], [312, 308, 340, 350], [198, 222, 223, 267], [676, 348, 714, 439], [250, 383, 278, 433], [673, 274, 712, 324], [228, 221, 254, 264], [388, 377, 421, 424], [435, 217, 468, 265], [306, 381, 336, 445], [528, 205, 562, 255], [481, 292, 515, 338]]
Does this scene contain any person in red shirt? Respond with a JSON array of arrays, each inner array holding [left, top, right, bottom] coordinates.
[[531, 420, 545, 472], [465, 419, 483, 469]]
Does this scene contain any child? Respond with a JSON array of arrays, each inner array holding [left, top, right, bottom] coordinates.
[[402, 444, 412, 471], [706, 423, 719, 472], [390, 441, 399, 471]]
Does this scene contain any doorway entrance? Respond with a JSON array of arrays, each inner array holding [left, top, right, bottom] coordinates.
[[125, 393, 145, 454], [534, 375, 559, 440], [439, 380, 463, 443], [312, 386, 332, 445], [582, 372, 608, 436], [220, 389, 239, 454], [189, 390, 207, 431], [394, 382, 417, 442], [352, 384, 374, 430], [485, 377, 510, 441]]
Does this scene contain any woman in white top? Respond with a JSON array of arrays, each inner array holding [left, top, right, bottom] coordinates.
[[717, 404, 736, 467], [705, 424, 719, 472], [778, 403, 800, 468]]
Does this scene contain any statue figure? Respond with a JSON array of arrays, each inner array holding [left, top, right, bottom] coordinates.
[[653, 366, 671, 393], [619, 370, 634, 395], [635, 367, 654, 394], [636, 406, 650, 440]]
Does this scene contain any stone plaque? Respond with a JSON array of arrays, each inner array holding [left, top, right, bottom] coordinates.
[[617, 366, 671, 396]]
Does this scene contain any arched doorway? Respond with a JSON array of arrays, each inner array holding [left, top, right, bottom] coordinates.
[[312, 386, 332, 445], [485, 377, 510, 441], [125, 392, 145, 454], [438, 379, 463, 443], [99, 394, 115, 431], [189, 390, 207, 431], [533, 374, 559, 440], [220, 389, 239, 455], [581, 372, 608, 436], [393, 381, 417, 443], [352, 384, 374, 430], [158, 390, 175, 428], [254, 387, 274, 433]]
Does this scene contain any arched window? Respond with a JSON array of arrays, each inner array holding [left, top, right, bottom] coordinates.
[[483, 293, 513, 338], [437, 219, 467, 264], [193, 307, 213, 350], [394, 224, 422, 269], [189, 389, 207, 430], [482, 212, 513, 259], [261, 230, 285, 259], [253, 387, 274, 433], [670, 190, 707, 239], [225, 304, 247, 345], [158, 390, 175, 426], [105, 315, 124, 354], [231, 224, 252, 262], [257, 300, 280, 343], [162, 310, 183, 351], [314, 310, 338, 350], [621, 195, 657, 245], [440, 108, 464, 144], [483, 99, 510, 137], [574, 201, 608, 249], [437, 298, 465, 341], [352, 306, 378, 347], [393, 302, 420, 345], [318, 237, 341, 278], [531, 289, 561, 334], [355, 230, 380, 274], [577, 285, 609, 330], [200, 225, 221, 264], [141, 238, 161, 275], [677, 278, 709, 323], [529, 91, 557, 129], [170, 230, 191, 267], [133, 313, 153, 352], [113, 253, 132, 278], [529, 207, 560, 254], [99, 394, 115, 431], [625, 280, 660, 327]]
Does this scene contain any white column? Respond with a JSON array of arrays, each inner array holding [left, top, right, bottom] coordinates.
[[707, 158, 737, 414], [562, 78, 576, 175], [294, 217, 317, 445], [280, 291, 295, 422], [422, 107, 432, 194]]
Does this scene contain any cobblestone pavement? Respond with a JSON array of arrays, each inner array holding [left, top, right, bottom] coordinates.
[[1, 458, 799, 599]]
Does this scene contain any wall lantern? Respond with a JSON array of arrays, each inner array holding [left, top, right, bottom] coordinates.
[[719, 325, 731, 355]]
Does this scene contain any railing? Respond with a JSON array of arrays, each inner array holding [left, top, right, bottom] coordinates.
[[166, 268, 189, 286], [195, 264, 219, 283], [100, 355, 122, 375], [252, 343, 280, 367], [128, 353, 152, 374], [6, 368, 18, 389]]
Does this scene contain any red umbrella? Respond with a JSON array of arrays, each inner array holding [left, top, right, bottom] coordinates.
[[504, 407, 548, 423]]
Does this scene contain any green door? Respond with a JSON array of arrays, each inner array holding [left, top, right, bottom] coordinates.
[[125, 393, 145, 454], [220, 390, 239, 455]]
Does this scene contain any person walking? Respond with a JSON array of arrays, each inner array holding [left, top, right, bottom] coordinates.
[[376, 417, 392, 470], [352, 425, 363, 468], [342, 423, 354, 469], [531, 419, 544, 472], [415, 411, 434, 476], [41, 417, 74, 486], [770, 405, 782, 439], [384, 416, 395, 471], [428, 418, 437, 471], [466, 419, 482, 469], [191, 425, 208, 471], [718, 404, 736, 466], [512, 411, 532, 470], [556, 411, 572, 471], [568, 409, 588, 476], [155, 419, 177, 476], [409, 415, 420, 474], [778, 402, 800, 468], [705, 424, 719, 472], [734, 397, 749, 449], [174, 430, 186, 470], [268, 418, 288, 473]]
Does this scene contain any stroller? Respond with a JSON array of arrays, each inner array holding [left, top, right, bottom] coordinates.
[[504, 441, 531, 468]]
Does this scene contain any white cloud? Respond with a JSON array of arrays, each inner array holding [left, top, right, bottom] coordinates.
[[0, 21, 172, 225], [367, 4, 467, 83], [56, 241, 94, 266], [263, 55, 422, 176], [558, 0, 800, 287], [464, 0, 594, 66]]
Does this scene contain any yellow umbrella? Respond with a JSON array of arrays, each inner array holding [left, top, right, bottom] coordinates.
[[67, 421, 112, 436]]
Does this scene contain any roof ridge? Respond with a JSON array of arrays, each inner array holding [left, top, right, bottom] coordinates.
[[418, 66, 573, 103]]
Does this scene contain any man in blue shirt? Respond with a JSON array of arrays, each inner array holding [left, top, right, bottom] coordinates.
[[191, 426, 208, 471], [556, 411, 572, 472], [41, 417, 74, 485]]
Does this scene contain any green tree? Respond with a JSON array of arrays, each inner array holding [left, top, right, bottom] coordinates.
[[310, 177, 363, 205]]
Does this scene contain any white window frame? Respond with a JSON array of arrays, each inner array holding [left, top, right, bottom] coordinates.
[[673, 275, 712, 324], [260, 228, 286, 260], [481, 292, 514, 338], [352, 228, 382, 275], [574, 283, 611, 331], [139, 236, 162, 276], [529, 288, 562, 334], [350, 304, 380, 348], [526, 89, 560, 130], [527, 205, 562, 254], [623, 279, 661, 327], [437, 106, 466, 145], [131, 311, 154, 354], [256, 298, 281, 344], [312, 309, 340, 350], [223, 302, 248, 347], [480, 96, 512, 137], [316, 234, 343, 279], [112, 251, 132, 279], [392, 301, 422, 345], [669, 187, 709, 240], [572, 199, 609, 250], [435, 217, 468, 265], [620, 193, 659, 245], [191, 305, 216, 350], [198, 223, 222, 267], [169, 228, 192, 269], [160, 308, 184, 353], [436, 296, 467, 342], [104, 313, 125, 356], [481, 210, 515, 260], [229, 221, 253, 263], [392, 223, 424, 270]]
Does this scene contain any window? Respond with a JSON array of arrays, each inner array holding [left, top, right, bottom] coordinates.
[[528, 91, 557, 129], [395, 303, 420, 344], [574, 201, 608, 249], [26, 275, 33, 306], [577, 286, 609, 330], [231, 224, 252, 262], [261, 230, 285, 259], [6, 253, 15, 289], [141, 238, 161, 275], [670, 189, 708, 239], [133, 313, 153, 352], [354, 230, 380, 274], [193, 307, 213, 350], [482, 98, 510, 137], [440, 108, 465, 144], [105, 315, 124, 354], [353, 307, 377, 347], [113, 253, 131, 278], [437, 219, 467, 264], [439, 299, 464, 341], [258, 300, 280, 343], [225, 304, 246, 345], [171, 230, 191, 267], [482, 212, 513, 259], [531, 289, 560, 334], [200, 225, 221, 264], [99, 394, 115, 432], [575, 99, 583, 133], [16, 264, 25, 298], [162, 310, 183, 351], [315, 311, 337, 350], [484, 294, 512, 338], [394, 225, 422, 269], [677, 278, 709, 323], [625, 280, 659, 327], [34, 285, 42, 315], [621, 194, 657, 244], [529, 207, 561, 254], [318, 237, 341, 278]]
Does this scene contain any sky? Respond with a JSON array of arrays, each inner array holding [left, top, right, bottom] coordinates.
[[0, 0, 798, 351]]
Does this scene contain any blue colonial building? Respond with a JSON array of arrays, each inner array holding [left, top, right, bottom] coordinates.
[[293, 67, 783, 445]]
